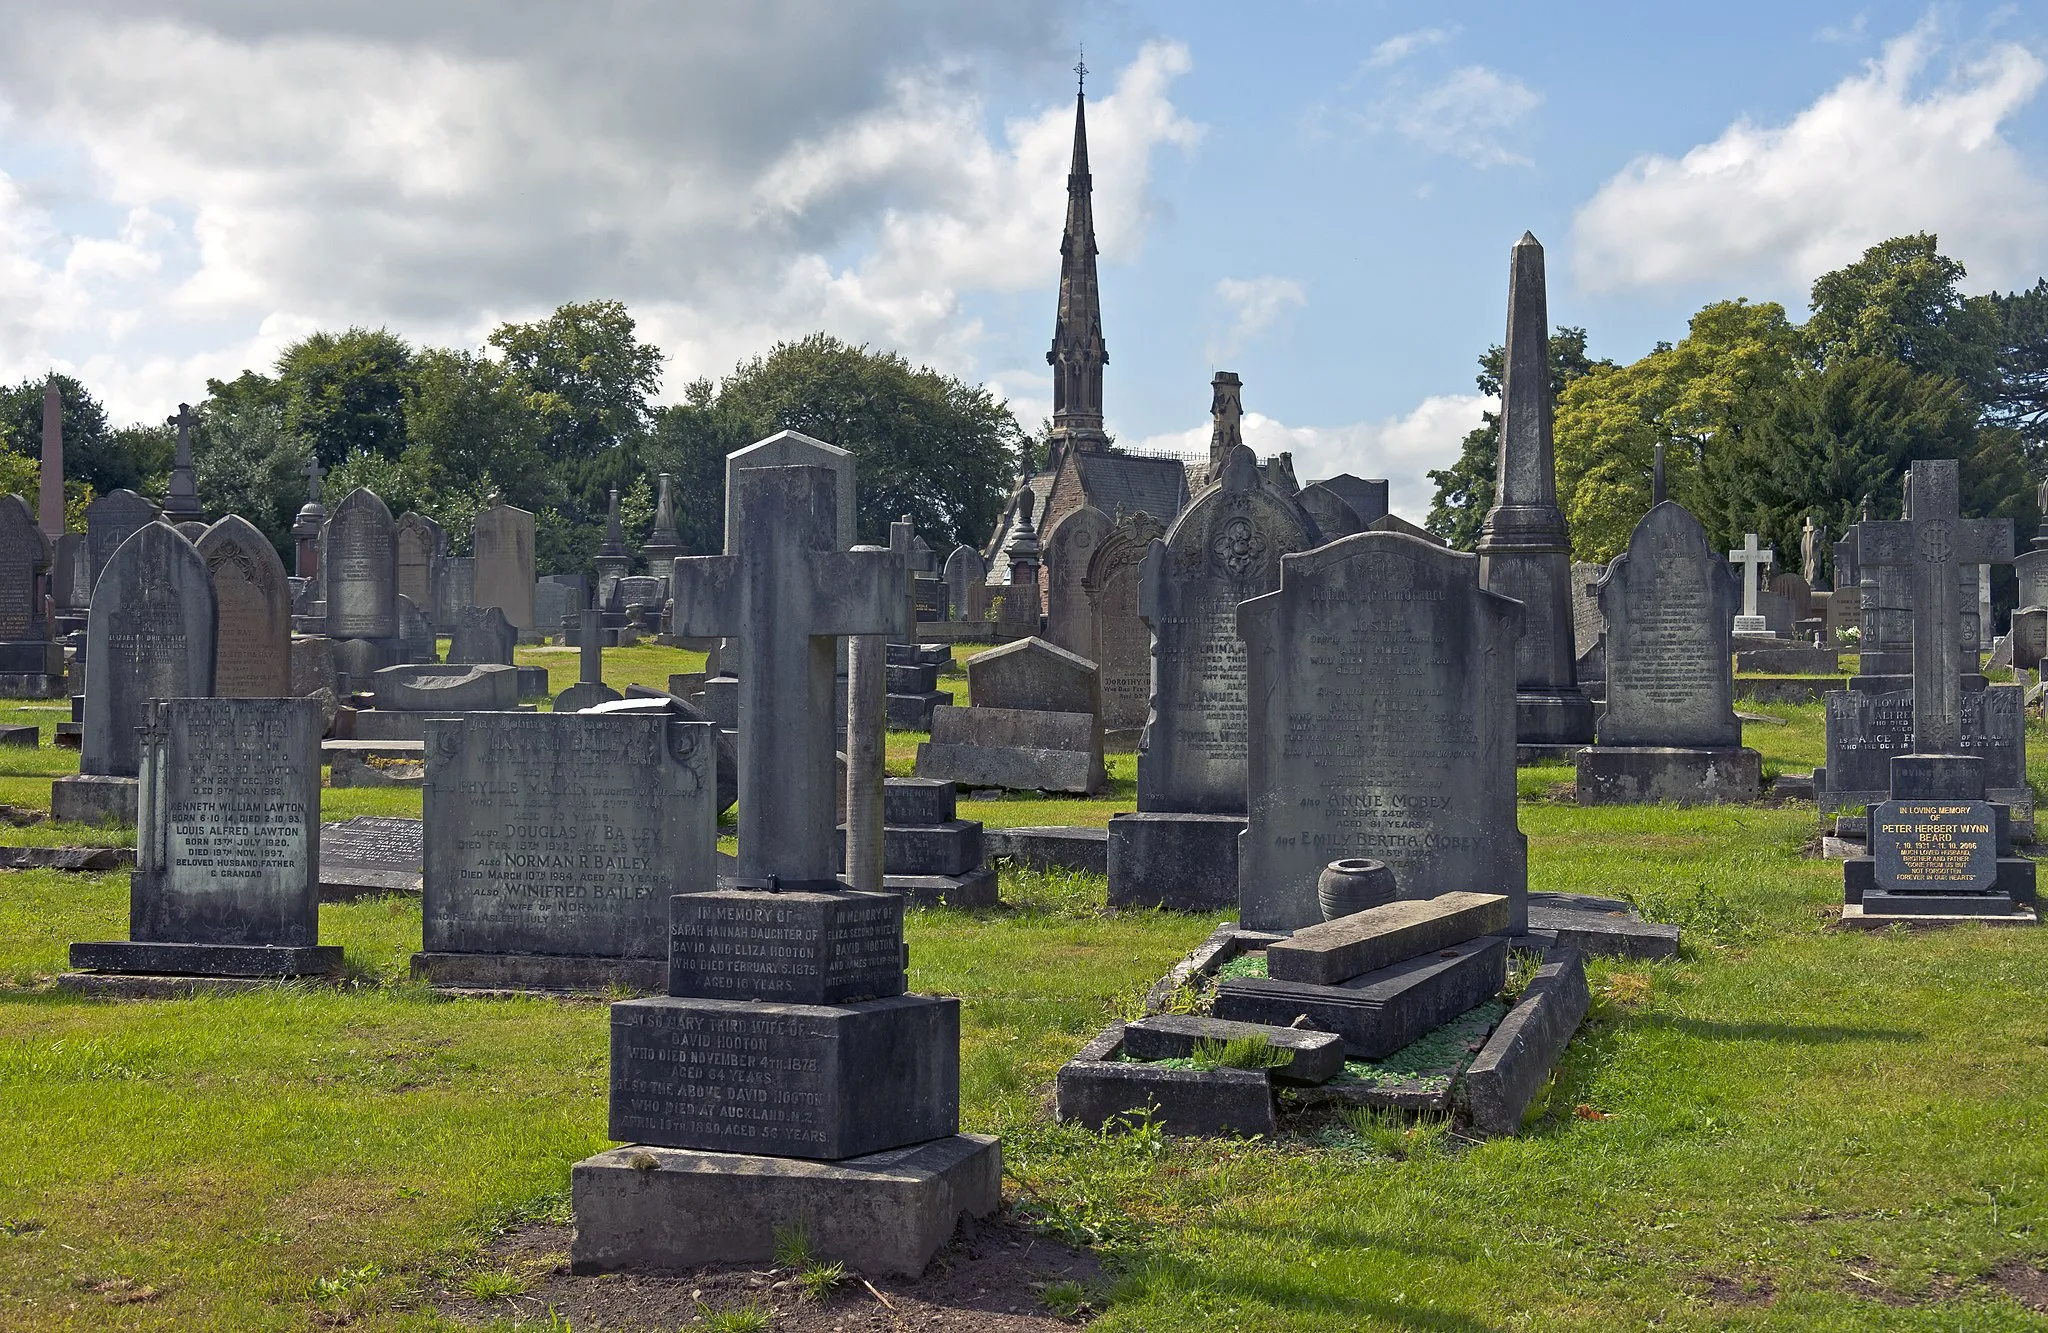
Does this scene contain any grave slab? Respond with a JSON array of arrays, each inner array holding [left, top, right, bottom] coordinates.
[[1054, 1024, 1278, 1136], [409, 952, 666, 992], [569, 1134, 1000, 1279], [881, 870, 999, 908], [68, 941, 341, 978], [1121, 1013, 1346, 1084], [319, 816, 422, 900], [1266, 892, 1509, 986], [1214, 935, 1508, 1059], [980, 826, 1107, 874], [50, 774, 137, 826], [1519, 894, 1680, 960]]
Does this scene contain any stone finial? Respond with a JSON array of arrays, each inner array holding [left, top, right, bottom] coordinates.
[[1651, 440, 1666, 507]]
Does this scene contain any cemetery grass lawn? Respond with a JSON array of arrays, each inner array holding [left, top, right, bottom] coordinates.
[[2, 660, 2047, 1326]]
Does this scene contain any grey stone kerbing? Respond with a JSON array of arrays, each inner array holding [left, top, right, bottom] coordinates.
[[50, 775, 138, 826], [410, 952, 666, 993], [1576, 746, 1761, 806], [56, 972, 344, 999], [1121, 1013, 1345, 1084], [1520, 895, 1680, 960], [981, 826, 1108, 875], [1458, 947, 1590, 1136], [1054, 1024, 1278, 1136], [68, 941, 341, 978], [1215, 935, 1508, 1059], [569, 1134, 1000, 1279], [1266, 892, 1509, 986], [0, 846, 131, 871], [1106, 812, 1244, 911]]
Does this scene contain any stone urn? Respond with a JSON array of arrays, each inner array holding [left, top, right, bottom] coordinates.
[[1317, 858, 1396, 922]]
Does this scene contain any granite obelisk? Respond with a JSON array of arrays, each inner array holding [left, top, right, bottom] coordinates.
[[1475, 233, 1595, 750], [38, 377, 63, 539]]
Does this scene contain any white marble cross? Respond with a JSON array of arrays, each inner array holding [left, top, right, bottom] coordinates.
[[1726, 533, 1775, 618]]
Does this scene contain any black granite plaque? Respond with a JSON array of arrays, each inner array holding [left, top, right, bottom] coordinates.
[[668, 889, 905, 1004], [607, 993, 959, 1159], [1871, 800, 1998, 894]]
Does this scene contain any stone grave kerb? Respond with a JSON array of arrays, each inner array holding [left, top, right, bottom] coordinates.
[[671, 463, 908, 886], [1727, 533, 1774, 619], [1855, 459, 2014, 756]]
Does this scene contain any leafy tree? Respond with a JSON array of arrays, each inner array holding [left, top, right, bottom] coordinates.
[[1425, 328, 1606, 549], [713, 334, 1022, 548], [1985, 278, 2048, 468], [1804, 233, 1999, 397], [490, 300, 663, 461], [275, 328, 415, 466], [641, 380, 758, 556], [192, 399, 312, 563], [0, 373, 150, 504], [1553, 300, 1801, 560]]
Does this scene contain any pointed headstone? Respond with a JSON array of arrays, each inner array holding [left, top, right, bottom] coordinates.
[[196, 514, 291, 697]]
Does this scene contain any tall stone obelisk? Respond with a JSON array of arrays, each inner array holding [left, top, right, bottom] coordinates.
[[37, 377, 63, 538], [1476, 233, 1595, 750]]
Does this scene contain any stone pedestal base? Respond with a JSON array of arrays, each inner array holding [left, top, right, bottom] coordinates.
[[1840, 901, 2038, 928], [68, 940, 343, 977], [0, 673, 65, 699], [410, 950, 666, 994], [1514, 689, 1596, 747], [884, 869, 998, 908], [570, 1134, 1000, 1279], [885, 690, 949, 731], [1106, 812, 1245, 911], [1575, 746, 1762, 806], [51, 774, 138, 826]]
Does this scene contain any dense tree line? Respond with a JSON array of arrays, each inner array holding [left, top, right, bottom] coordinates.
[[0, 304, 1022, 574], [1427, 234, 2048, 578]]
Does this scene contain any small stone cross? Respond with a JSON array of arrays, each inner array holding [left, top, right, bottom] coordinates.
[[303, 456, 325, 504], [1726, 533, 1774, 618], [670, 463, 908, 886], [1856, 459, 2013, 753]]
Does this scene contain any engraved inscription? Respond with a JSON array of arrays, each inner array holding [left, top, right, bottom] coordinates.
[[612, 1006, 832, 1150]]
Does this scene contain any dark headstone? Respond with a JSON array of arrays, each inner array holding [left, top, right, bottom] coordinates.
[[80, 524, 216, 778], [84, 489, 156, 591], [324, 489, 398, 638], [396, 594, 438, 663], [667, 889, 906, 1005], [1294, 483, 1364, 540], [447, 605, 516, 665], [1237, 532, 1527, 933], [0, 495, 58, 679], [1084, 511, 1165, 731], [1871, 799, 1998, 894], [1041, 503, 1111, 659], [196, 514, 291, 697]]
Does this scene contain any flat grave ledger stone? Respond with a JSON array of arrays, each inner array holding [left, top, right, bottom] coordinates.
[[196, 515, 291, 698], [66, 697, 340, 983], [1084, 511, 1166, 731], [414, 710, 720, 991], [371, 662, 519, 712], [394, 512, 446, 622], [84, 489, 156, 591], [914, 704, 1105, 794], [1138, 444, 1311, 815], [319, 815, 423, 900], [472, 502, 536, 629], [1236, 531, 1528, 934], [1871, 800, 1997, 896], [966, 635, 1100, 715], [1041, 504, 1112, 659], [324, 488, 399, 639]]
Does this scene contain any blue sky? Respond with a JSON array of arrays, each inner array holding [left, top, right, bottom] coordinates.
[[0, 2, 2042, 518]]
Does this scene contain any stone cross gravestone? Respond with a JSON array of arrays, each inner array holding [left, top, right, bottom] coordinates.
[[719, 432, 856, 676], [415, 710, 720, 991], [473, 499, 536, 630], [324, 488, 399, 639], [394, 512, 446, 625], [66, 697, 338, 981], [161, 403, 203, 522], [1041, 503, 1112, 659], [1137, 443, 1310, 814], [81, 524, 216, 779], [1237, 532, 1527, 933], [1727, 533, 1774, 631], [1084, 510, 1166, 730], [196, 515, 291, 698], [672, 463, 908, 886], [85, 489, 157, 592]]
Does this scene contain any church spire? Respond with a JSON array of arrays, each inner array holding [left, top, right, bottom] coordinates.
[[1047, 55, 1108, 464]]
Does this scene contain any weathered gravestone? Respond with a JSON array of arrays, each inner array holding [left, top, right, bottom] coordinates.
[[968, 635, 1099, 714], [535, 574, 588, 637], [1041, 503, 1112, 659], [573, 459, 995, 1280], [325, 488, 398, 638], [196, 514, 291, 698], [917, 637, 1106, 793], [1136, 443, 1309, 814], [1576, 501, 1759, 804], [1294, 483, 1364, 540], [394, 513, 445, 625], [319, 815, 423, 901], [437, 555, 476, 627], [1236, 531, 1528, 933], [65, 697, 338, 988], [718, 432, 855, 676], [1312, 475, 1389, 528], [448, 605, 516, 665], [474, 499, 536, 630], [84, 489, 156, 591], [1085, 510, 1166, 731], [0, 494, 63, 694], [54, 524, 215, 826], [942, 544, 986, 624], [396, 594, 438, 664], [414, 710, 720, 991]]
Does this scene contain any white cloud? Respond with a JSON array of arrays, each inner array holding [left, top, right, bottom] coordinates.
[[0, 4, 1202, 425], [1390, 66, 1541, 168], [1125, 392, 1491, 520], [1365, 28, 1453, 70], [1572, 23, 2048, 294], [1208, 275, 1305, 362]]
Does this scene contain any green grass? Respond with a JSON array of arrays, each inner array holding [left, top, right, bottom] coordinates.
[[3, 646, 2047, 1327]]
